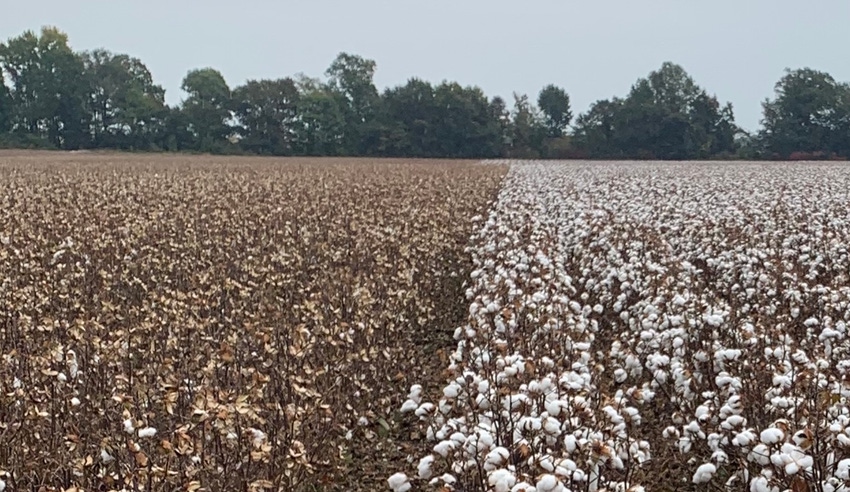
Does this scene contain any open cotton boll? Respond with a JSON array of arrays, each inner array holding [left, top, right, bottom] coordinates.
[[692, 463, 716, 484], [388, 472, 411, 492], [760, 427, 784, 445], [400, 399, 419, 413], [70, 397, 81, 407], [489, 469, 517, 492], [536, 473, 563, 492], [836, 459, 850, 480], [138, 427, 157, 438], [100, 448, 115, 464], [123, 418, 135, 434], [418, 455, 434, 479]]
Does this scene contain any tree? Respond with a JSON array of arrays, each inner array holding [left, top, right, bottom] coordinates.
[[292, 76, 345, 156], [0, 82, 10, 134], [232, 78, 299, 155], [508, 93, 547, 157], [180, 68, 232, 152], [0, 27, 91, 149], [325, 53, 380, 155], [573, 62, 739, 159], [431, 82, 502, 158], [537, 85, 572, 138], [572, 98, 623, 157], [760, 68, 850, 158], [84, 49, 167, 150], [379, 78, 438, 156]]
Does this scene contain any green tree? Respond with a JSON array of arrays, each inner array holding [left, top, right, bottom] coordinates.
[[84, 49, 167, 150], [325, 53, 380, 154], [292, 76, 345, 156], [537, 84, 572, 137], [431, 82, 502, 158], [379, 78, 437, 156], [0, 27, 91, 148], [232, 78, 299, 155], [760, 68, 850, 158], [180, 68, 232, 152], [573, 62, 738, 159], [573, 98, 624, 157], [508, 93, 547, 157], [0, 82, 10, 134]]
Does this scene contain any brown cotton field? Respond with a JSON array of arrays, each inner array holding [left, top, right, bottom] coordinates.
[[0, 151, 507, 491]]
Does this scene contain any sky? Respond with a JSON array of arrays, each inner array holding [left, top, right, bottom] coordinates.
[[2, 0, 850, 132]]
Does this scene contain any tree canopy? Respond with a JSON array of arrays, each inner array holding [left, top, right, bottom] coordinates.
[[1, 26, 848, 160]]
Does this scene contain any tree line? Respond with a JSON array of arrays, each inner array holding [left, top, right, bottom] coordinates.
[[2, 27, 849, 160]]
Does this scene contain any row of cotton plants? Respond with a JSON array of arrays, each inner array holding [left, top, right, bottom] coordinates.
[[393, 161, 850, 492]]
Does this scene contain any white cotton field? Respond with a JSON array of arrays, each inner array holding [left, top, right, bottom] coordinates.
[[395, 161, 850, 492]]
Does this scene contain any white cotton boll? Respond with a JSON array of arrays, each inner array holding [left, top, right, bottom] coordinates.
[[138, 427, 157, 438], [408, 384, 423, 404], [388, 472, 411, 492], [543, 417, 561, 435], [489, 469, 517, 492], [692, 463, 716, 484], [70, 397, 81, 407], [733, 430, 756, 446], [415, 403, 435, 418], [57, 372, 67, 382], [610, 456, 624, 470], [837, 459, 850, 479], [705, 314, 724, 327], [401, 399, 419, 413], [536, 473, 563, 492], [123, 418, 135, 434], [100, 448, 115, 464], [485, 447, 510, 471], [749, 444, 771, 465], [614, 368, 627, 383], [358, 416, 369, 426], [760, 428, 784, 445], [443, 383, 460, 399], [476, 393, 491, 409], [545, 399, 565, 417], [564, 435, 578, 453], [512, 482, 535, 492], [418, 455, 435, 479], [678, 436, 692, 454], [750, 476, 770, 492], [721, 415, 746, 430], [434, 440, 455, 457]]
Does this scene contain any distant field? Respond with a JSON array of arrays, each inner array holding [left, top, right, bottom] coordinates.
[[4, 155, 850, 492]]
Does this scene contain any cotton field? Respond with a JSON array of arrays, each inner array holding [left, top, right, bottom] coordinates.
[[0, 152, 505, 491], [398, 161, 850, 492]]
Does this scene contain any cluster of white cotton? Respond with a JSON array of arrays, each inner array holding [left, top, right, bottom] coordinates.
[[396, 161, 850, 491]]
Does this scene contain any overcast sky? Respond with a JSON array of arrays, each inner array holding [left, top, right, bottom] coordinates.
[[3, 1, 849, 131]]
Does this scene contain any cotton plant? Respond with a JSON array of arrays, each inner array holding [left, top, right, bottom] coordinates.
[[394, 161, 850, 491]]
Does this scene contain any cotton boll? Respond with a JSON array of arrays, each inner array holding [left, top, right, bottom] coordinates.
[[760, 427, 784, 445], [836, 458, 850, 480], [70, 397, 81, 407], [123, 418, 135, 434], [388, 473, 411, 492], [489, 469, 517, 492], [138, 427, 157, 438], [100, 448, 115, 464], [400, 399, 419, 413], [536, 473, 564, 492], [418, 455, 435, 479], [692, 463, 716, 484]]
